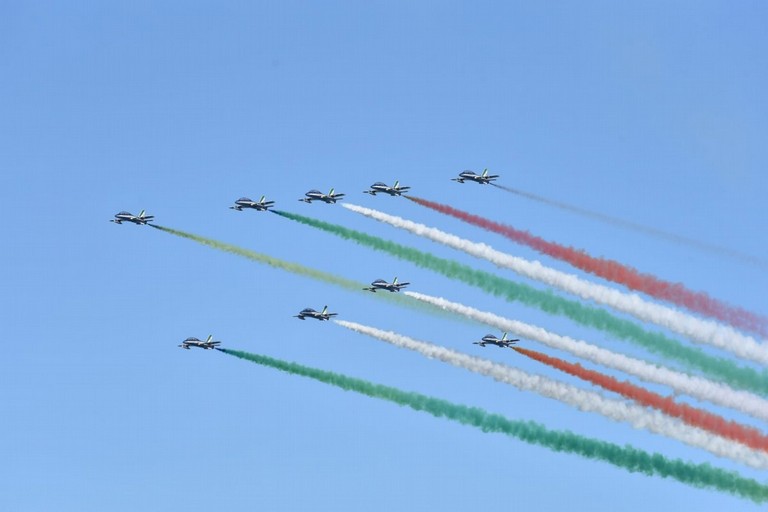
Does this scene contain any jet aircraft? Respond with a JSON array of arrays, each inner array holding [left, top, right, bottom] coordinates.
[[178, 335, 221, 350], [294, 305, 337, 321], [473, 332, 519, 348], [451, 169, 499, 184], [110, 210, 154, 225], [299, 188, 346, 204], [363, 277, 410, 293], [230, 195, 275, 211], [363, 180, 411, 196]]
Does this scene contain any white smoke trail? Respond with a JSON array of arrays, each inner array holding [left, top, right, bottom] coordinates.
[[403, 291, 768, 423], [343, 203, 768, 366], [334, 319, 768, 469]]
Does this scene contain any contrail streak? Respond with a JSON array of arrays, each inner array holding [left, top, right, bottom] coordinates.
[[218, 348, 768, 502], [342, 203, 768, 366], [270, 210, 768, 395], [403, 291, 768, 422], [405, 195, 768, 338], [148, 224, 450, 319], [514, 346, 768, 453], [333, 320, 768, 469], [490, 183, 768, 269]]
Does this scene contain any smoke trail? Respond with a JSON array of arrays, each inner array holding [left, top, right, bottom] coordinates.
[[148, 224, 451, 319], [514, 346, 768, 453], [490, 183, 768, 269], [334, 320, 768, 468], [270, 210, 768, 395], [218, 347, 768, 502], [405, 195, 768, 338], [403, 291, 768, 423], [342, 203, 768, 366], [333, 319, 768, 469]]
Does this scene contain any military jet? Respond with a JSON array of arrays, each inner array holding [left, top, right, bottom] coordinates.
[[299, 188, 346, 204], [363, 180, 411, 196], [230, 195, 275, 211], [451, 169, 499, 184], [110, 210, 154, 225], [363, 277, 410, 293], [294, 305, 337, 321], [473, 332, 519, 348], [178, 335, 221, 350]]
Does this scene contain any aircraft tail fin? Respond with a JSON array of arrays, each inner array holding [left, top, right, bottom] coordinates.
[[329, 188, 335, 196], [482, 169, 488, 177], [139, 209, 146, 218], [501, 332, 507, 341], [321, 305, 328, 315], [259, 195, 266, 203], [394, 180, 399, 189], [206, 335, 213, 343], [393, 277, 398, 285]]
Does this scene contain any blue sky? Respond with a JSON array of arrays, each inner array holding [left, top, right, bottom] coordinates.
[[1, 2, 767, 510]]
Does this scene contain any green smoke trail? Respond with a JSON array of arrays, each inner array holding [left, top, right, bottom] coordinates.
[[148, 224, 453, 319], [270, 211, 768, 396], [218, 348, 768, 503]]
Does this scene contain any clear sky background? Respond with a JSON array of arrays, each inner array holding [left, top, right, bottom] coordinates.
[[1, 2, 767, 510]]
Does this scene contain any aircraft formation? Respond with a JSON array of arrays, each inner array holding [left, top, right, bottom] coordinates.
[[110, 166, 768, 503], [110, 169, 511, 351]]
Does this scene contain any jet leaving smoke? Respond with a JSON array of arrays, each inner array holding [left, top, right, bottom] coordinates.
[[342, 203, 768, 366], [402, 291, 768, 422], [148, 224, 450, 318], [217, 348, 768, 502], [333, 319, 768, 468], [270, 211, 768, 395]]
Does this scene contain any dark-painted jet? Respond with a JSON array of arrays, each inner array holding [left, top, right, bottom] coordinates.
[[294, 305, 337, 321], [451, 169, 499, 185], [230, 195, 275, 211], [110, 210, 154, 225], [178, 335, 221, 350], [363, 180, 411, 196], [299, 188, 346, 204], [473, 332, 519, 348], [363, 277, 410, 293]]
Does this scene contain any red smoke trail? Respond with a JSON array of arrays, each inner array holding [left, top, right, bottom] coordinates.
[[513, 346, 768, 453], [405, 195, 767, 338]]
